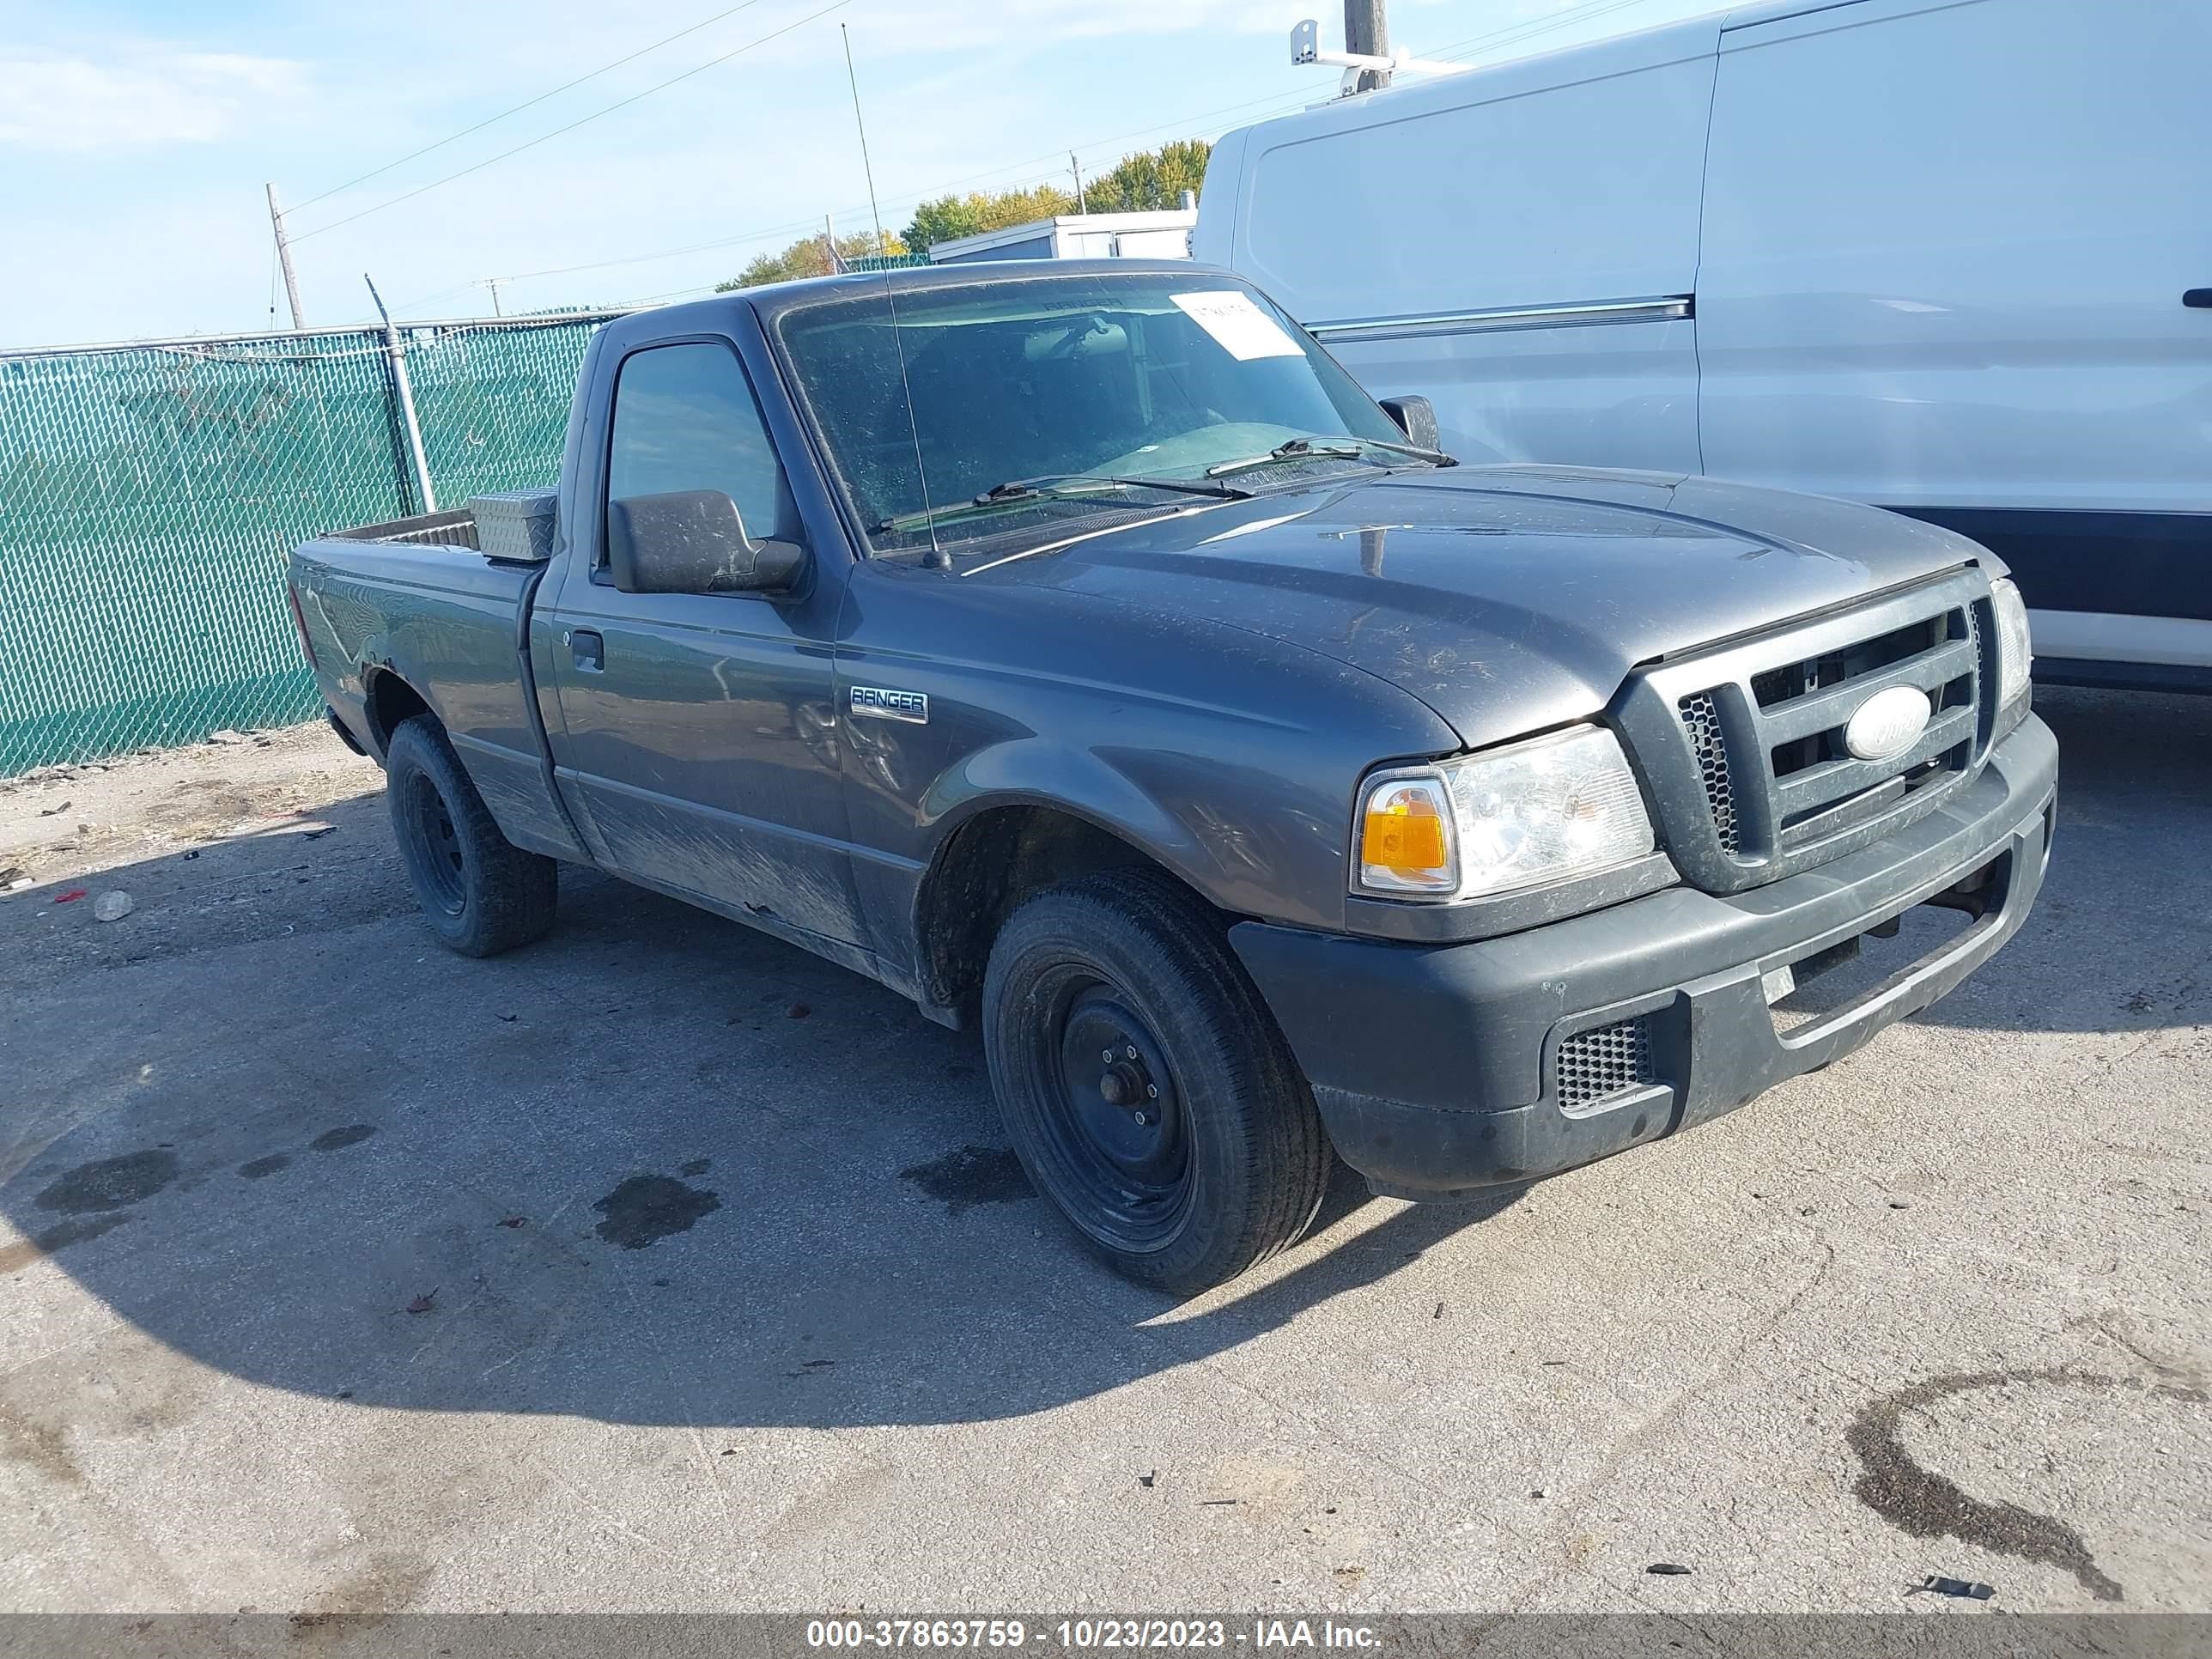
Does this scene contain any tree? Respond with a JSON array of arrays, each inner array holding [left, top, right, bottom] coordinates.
[[897, 142, 1214, 252], [715, 229, 907, 292], [1087, 139, 1212, 214], [901, 184, 1075, 255], [728, 139, 1217, 272]]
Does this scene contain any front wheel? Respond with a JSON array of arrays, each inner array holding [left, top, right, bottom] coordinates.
[[982, 871, 1331, 1296], [385, 715, 557, 957]]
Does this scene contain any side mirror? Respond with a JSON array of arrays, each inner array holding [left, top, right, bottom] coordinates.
[[605, 489, 807, 596], [1378, 395, 1442, 452]]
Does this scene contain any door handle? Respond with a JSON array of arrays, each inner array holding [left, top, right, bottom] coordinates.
[[2186, 289, 2212, 309], [569, 629, 604, 672]]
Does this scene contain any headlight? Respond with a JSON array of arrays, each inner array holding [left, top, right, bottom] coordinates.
[[1355, 725, 1656, 902], [1990, 577, 2032, 706]]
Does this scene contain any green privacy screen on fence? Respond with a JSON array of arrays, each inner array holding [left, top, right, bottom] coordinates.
[[0, 313, 621, 776]]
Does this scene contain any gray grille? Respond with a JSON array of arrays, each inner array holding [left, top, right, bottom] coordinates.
[[1677, 692, 1738, 854], [1621, 571, 1994, 896], [1970, 600, 1995, 735], [1556, 1017, 1656, 1111]]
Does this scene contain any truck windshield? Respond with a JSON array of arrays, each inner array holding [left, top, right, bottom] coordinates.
[[774, 271, 1429, 554]]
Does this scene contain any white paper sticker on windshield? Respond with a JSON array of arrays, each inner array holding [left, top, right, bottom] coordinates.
[[1171, 289, 1304, 361]]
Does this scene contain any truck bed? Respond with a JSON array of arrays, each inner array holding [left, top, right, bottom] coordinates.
[[329, 487, 556, 560], [288, 489, 586, 865], [328, 507, 485, 550]]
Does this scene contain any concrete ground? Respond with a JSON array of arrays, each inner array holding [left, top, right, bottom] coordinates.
[[0, 690, 2206, 1617]]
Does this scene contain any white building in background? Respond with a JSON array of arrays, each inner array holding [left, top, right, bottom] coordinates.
[[926, 206, 1197, 266]]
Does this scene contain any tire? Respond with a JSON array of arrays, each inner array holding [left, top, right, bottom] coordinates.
[[384, 714, 557, 957], [981, 869, 1331, 1297]]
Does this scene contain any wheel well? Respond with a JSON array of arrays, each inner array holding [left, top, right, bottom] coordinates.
[[362, 670, 433, 756], [915, 805, 1189, 1024]]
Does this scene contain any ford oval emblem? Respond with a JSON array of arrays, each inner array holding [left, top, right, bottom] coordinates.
[[1843, 685, 1932, 762]]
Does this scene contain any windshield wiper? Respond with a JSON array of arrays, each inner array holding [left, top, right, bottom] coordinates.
[[1204, 434, 1453, 478], [874, 472, 1250, 535]]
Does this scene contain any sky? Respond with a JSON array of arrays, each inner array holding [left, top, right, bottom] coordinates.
[[0, 0, 1726, 349]]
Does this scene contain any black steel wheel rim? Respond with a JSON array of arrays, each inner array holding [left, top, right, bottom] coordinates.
[[405, 772, 467, 916], [1032, 975, 1194, 1250]]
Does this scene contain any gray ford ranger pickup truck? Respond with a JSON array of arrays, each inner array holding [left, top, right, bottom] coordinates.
[[289, 260, 2057, 1296]]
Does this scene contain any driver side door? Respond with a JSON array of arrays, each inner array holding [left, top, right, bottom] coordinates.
[[538, 329, 866, 948]]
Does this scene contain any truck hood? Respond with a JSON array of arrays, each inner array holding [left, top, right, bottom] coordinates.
[[969, 465, 1998, 750]]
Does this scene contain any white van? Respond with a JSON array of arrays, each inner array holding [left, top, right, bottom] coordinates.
[[1194, 0, 2212, 690]]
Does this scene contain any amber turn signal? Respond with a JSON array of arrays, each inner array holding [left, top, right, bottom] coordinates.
[[1356, 775, 1458, 894], [1363, 805, 1447, 872]]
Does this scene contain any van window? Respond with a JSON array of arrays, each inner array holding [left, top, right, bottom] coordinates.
[[605, 342, 796, 547]]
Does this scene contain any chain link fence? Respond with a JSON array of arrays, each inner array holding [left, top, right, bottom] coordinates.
[[0, 313, 623, 777]]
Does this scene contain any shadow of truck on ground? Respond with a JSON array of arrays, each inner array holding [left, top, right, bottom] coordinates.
[[0, 684, 2202, 1433]]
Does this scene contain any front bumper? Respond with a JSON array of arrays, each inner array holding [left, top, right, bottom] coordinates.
[[1231, 714, 2058, 1197]]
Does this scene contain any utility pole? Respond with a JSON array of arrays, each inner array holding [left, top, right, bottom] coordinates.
[[1345, 0, 1391, 92], [265, 182, 307, 329], [476, 277, 506, 317], [1293, 14, 1462, 95], [1070, 151, 1088, 214], [364, 275, 437, 517]]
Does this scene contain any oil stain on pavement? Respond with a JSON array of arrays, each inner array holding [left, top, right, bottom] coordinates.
[[9, 1150, 180, 1270], [899, 1146, 1030, 1217], [13, 1124, 388, 1268], [1847, 1366, 2208, 1602], [592, 1175, 721, 1249], [33, 1150, 178, 1213]]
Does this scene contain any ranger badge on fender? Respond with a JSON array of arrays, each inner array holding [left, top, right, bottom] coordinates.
[[849, 685, 929, 724]]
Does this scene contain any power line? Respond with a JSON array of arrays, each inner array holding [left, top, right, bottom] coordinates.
[[1421, 0, 1673, 63], [380, 3, 1675, 313], [290, 0, 774, 212], [293, 0, 854, 243], [406, 77, 1320, 306]]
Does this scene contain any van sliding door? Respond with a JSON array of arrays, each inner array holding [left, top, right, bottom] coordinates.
[[1698, 0, 2212, 669]]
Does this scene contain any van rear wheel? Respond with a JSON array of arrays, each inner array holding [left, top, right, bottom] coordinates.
[[385, 715, 557, 957], [981, 870, 1330, 1297]]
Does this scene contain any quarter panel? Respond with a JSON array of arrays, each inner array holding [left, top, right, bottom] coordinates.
[[292, 539, 581, 857]]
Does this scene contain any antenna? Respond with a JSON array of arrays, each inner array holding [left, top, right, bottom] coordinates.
[[842, 24, 946, 569], [842, 25, 887, 259]]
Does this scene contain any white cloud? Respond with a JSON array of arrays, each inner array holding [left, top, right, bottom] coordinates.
[[0, 46, 307, 152]]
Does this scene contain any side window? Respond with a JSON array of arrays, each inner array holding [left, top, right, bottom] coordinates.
[[605, 342, 796, 556]]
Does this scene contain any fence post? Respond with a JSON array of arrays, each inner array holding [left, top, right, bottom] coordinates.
[[363, 274, 437, 515]]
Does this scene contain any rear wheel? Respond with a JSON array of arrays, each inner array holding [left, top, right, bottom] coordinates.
[[385, 715, 557, 957], [982, 870, 1330, 1296]]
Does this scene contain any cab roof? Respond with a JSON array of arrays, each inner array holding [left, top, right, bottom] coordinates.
[[641, 258, 1237, 337]]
